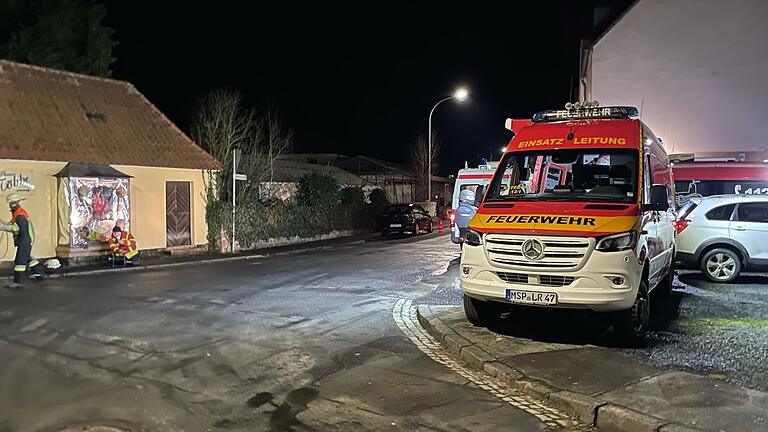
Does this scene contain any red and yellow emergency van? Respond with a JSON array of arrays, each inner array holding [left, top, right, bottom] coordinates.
[[460, 105, 676, 340]]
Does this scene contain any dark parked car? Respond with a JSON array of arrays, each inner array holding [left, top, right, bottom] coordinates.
[[380, 203, 434, 236]]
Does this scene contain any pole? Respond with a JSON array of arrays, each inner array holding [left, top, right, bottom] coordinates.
[[428, 96, 453, 202], [231, 151, 236, 253]]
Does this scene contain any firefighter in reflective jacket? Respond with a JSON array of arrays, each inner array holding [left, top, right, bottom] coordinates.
[[109, 226, 140, 264], [0, 193, 46, 288]]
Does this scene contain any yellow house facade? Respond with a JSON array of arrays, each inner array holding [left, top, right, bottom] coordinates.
[[0, 61, 221, 263]]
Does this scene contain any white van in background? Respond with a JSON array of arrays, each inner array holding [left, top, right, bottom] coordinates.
[[450, 162, 497, 242]]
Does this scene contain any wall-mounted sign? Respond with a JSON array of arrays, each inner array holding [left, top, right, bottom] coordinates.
[[0, 170, 35, 192]]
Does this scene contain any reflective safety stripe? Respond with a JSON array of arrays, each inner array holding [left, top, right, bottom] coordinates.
[[125, 249, 139, 259], [29, 260, 39, 267], [14, 265, 26, 272], [10, 223, 19, 233]]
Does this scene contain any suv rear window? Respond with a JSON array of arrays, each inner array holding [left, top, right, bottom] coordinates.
[[705, 204, 735, 221], [679, 202, 698, 220]]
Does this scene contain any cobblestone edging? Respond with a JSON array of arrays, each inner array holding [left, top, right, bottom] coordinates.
[[415, 305, 704, 432]]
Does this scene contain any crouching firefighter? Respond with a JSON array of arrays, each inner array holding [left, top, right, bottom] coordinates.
[[0, 193, 47, 289], [109, 226, 140, 265]]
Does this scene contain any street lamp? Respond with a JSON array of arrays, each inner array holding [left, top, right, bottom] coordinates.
[[428, 87, 468, 201], [500, 146, 507, 153]]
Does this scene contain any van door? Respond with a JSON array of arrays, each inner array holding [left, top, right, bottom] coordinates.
[[642, 154, 665, 288], [731, 202, 768, 262]]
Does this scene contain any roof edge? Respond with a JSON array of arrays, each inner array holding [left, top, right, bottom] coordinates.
[[0, 59, 132, 87]]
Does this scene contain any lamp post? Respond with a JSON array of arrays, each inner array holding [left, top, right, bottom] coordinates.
[[428, 87, 468, 201]]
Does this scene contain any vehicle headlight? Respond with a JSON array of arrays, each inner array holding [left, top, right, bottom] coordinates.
[[464, 229, 483, 246], [595, 231, 636, 252]]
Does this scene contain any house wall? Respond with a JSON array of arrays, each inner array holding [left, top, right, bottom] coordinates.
[[0, 159, 210, 262], [587, 0, 768, 155]]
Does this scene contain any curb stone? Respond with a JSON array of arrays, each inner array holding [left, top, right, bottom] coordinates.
[[548, 390, 605, 425], [596, 404, 666, 432], [415, 307, 692, 432], [459, 345, 495, 370], [483, 361, 524, 383], [658, 424, 706, 432], [443, 333, 472, 355]]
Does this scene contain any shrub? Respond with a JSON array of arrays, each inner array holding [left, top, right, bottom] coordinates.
[[206, 174, 383, 250]]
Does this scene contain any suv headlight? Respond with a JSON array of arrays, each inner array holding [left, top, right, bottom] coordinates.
[[464, 229, 483, 246], [595, 231, 636, 252]]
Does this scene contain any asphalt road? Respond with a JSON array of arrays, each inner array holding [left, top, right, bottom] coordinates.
[[0, 234, 557, 432]]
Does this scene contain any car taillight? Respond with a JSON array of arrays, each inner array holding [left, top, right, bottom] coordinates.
[[449, 210, 456, 227], [674, 219, 690, 234]]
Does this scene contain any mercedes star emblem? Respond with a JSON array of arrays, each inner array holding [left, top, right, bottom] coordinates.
[[521, 238, 545, 260]]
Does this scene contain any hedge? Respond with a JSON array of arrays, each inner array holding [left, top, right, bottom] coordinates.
[[206, 173, 386, 250]]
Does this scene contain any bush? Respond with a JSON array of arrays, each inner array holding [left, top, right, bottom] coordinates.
[[206, 174, 382, 250]]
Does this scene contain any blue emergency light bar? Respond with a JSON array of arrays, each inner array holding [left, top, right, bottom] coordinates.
[[532, 106, 639, 123]]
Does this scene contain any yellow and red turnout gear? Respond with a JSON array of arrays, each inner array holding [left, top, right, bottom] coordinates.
[[109, 230, 139, 259], [0, 193, 46, 286]]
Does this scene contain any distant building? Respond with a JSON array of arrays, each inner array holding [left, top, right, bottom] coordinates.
[[580, 0, 768, 160], [258, 157, 364, 201], [0, 60, 221, 263], [333, 155, 453, 204]]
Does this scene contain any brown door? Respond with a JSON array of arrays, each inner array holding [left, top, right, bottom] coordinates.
[[166, 181, 191, 247]]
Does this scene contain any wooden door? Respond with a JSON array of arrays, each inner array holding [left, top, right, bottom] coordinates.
[[166, 181, 191, 247]]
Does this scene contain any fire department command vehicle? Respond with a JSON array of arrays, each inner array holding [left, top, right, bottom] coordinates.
[[460, 104, 676, 340]]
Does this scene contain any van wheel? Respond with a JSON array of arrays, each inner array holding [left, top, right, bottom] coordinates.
[[463, 295, 501, 327], [658, 257, 674, 296], [613, 280, 650, 344], [701, 248, 741, 283]]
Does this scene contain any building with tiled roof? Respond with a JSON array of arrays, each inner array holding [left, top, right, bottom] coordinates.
[[0, 60, 222, 262]]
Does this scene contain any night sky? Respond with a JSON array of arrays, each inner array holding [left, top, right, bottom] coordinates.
[[105, 1, 630, 175]]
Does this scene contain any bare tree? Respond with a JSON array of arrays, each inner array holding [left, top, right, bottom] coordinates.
[[411, 131, 439, 201], [192, 89, 293, 201], [265, 104, 294, 185]]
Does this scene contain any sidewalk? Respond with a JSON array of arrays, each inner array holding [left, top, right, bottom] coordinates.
[[417, 306, 768, 432], [3, 228, 452, 280], [1, 231, 380, 280]]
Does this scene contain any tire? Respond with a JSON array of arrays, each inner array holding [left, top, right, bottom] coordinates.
[[613, 280, 651, 344], [700, 248, 741, 283], [463, 294, 501, 327], [658, 256, 674, 296]]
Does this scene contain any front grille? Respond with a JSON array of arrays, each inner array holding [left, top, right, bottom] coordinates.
[[496, 272, 528, 284], [485, 234, 591, 269], [539, 275, 575, 287], [496, 272, 575, 287]]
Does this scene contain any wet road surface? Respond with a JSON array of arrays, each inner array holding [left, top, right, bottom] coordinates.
[[0, 235, 559, 432]]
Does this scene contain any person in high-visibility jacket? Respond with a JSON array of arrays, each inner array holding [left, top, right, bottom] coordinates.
[[0, 193, 46, 288], [108, 226, 140, 264]]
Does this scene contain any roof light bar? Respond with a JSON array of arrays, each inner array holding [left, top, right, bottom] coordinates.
[[532, 105, 639, 123]]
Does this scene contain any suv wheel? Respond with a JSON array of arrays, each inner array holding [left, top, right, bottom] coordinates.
[[701, 248, 741, 283], [613, 280, 650, 344], [463, 295, 501, 327]]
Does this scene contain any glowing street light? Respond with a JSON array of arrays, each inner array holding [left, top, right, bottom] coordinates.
[[428, 87, 469, 200]]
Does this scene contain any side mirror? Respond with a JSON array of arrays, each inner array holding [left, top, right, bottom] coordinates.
[[474, 185, 485, 206], [647, 185, 669, 212]]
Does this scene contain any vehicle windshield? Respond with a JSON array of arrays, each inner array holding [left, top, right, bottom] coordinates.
[[485, 149, 639, 203], [384, 204, 413, 213]]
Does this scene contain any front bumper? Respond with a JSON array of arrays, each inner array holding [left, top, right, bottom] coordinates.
[[460, 242, 642, 312]]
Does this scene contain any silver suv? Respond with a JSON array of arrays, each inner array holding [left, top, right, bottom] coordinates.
[[676, 195, 768, 282]]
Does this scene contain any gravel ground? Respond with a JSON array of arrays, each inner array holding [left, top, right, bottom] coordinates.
[[623, 271, 768, 391], [418, 256, 768, 392]]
